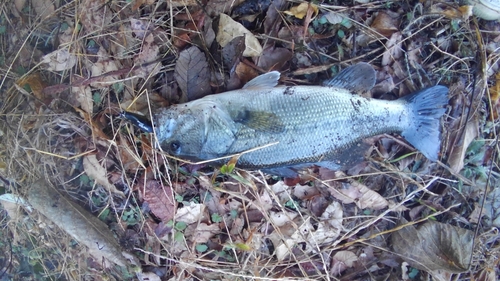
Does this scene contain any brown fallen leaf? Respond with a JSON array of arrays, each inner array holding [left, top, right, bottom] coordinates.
[[174, 46, 211, 101], [371, 11, 400, 37], [392, 220, 473, 273], [447, 117, 479, 174], [140, 180, 176, 223], [327, 172, 389, 210], [217, 13, 263, 57], [133, 33, 160, 79], [41, 47, 77, 71], [26, 180, 137, 268], [83, 154, 125, 197], [32, 0, 55, 19], [489, 71, 500, 120], [284, 2, 318, 19], [256, 46, 293, 71]]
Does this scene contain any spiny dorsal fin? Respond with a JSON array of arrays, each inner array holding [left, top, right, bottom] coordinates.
[[324, 62, 376, 92], [242, 71, 281, 90]]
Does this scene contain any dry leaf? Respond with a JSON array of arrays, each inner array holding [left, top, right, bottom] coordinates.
[[256, 46, 293, 71], [174, 46, 211, 101], [392, 220, 473, 273], [26, 180, 135, 267], [133, 33, 160, 79], [371, 11, 399, 37], [32, 0, 55, 19], [16, 72, 49, 105], [331, 251, 358, 276], [284, 2, 318, 19], [83, 154, 125, 197], [88, 48, 120, 88], [217, 13, 263, 57], [141, 180, 176, 223], [447, 117, 479, 174], [175, 203, 206, 224], [72, 86, 93, 114], [328, 174, 389, 210], [41, 47, 77, 71], [489, 71, 500, 120]]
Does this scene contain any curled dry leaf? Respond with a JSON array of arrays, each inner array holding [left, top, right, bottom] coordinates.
[[141, 180, 176, 223], [331, 251, 358, 276], [447, 117, 479, 174], [489, 71, 500, 120], [328, 173, 389, 210], [284, 2, 318, 19], [256, 46, 293, 71], [371, 11, 400, 37], [41, 47, 77, 71], [26, 180, 136, 268], [32, 0, 55, 19], [72, 86, 93, 114], [133, 34, 160, 79], [88, 48, 120, 88], [392, 220, 473, 273], [174, 46, 211, 101], [217, 13, 263, 57], [83, 154, 125, 197]]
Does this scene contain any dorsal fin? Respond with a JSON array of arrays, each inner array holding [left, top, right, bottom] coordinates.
[[242, 71, 280, 90], [324, 63, 376, 92]]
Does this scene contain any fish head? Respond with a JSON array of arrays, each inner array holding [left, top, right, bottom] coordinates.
[[154, 101, 237, 161]]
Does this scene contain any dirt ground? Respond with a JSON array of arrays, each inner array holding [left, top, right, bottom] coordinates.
[[0, 0, 499, 280]]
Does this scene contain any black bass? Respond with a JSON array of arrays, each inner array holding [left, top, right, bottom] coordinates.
[[153, 63, 448, 176]]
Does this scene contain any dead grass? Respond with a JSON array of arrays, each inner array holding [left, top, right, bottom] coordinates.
[[0, 0, 499, 280]]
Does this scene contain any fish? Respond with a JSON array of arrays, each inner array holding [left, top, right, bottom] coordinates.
[[152, 63, 448, 177]]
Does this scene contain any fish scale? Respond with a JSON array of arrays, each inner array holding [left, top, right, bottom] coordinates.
[[153, 63, 448, 176], [215, 86, 409, 169]]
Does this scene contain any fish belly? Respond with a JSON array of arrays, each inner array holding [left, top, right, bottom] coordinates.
[[214, 86, 410, 169]]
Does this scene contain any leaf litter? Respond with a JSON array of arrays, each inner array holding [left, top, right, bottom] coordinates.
[[0, 0, 499, 280]]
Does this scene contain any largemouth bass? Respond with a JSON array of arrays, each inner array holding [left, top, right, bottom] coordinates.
[[153, 63, 448, 176]]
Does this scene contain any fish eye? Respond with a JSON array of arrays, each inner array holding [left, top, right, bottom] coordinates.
[[169, 140, 181, 154]]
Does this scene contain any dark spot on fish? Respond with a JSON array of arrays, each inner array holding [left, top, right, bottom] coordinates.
[[283, 86, 294, 95], [350, 99, 360, 112], [301, 96, 310, 101]]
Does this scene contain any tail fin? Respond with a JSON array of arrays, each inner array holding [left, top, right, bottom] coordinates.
[[401, 86, 448, 161]]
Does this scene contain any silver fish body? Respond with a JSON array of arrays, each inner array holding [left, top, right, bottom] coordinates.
[[154, 64, 448, 175]]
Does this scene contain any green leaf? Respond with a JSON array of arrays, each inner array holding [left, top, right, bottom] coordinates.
[[284, 200, 298, 210], [0, 25, 6, 35], [340, 17, 352, 28], [337, 29, 345, 39], [230, 209, 238, 219], [112, 82, 124, 94], [211, 213, 222, 223], [196, 244, 208, 252], [92, 92, 101, 104], [98, 208, 110, 221], [174, 231, 184, 242], [175, 221, 187, 231], [175, 194, 184, 202]]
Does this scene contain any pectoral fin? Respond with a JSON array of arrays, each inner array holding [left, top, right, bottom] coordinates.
[[233, 109, 285, 133], [324, 63, 376, 92]]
